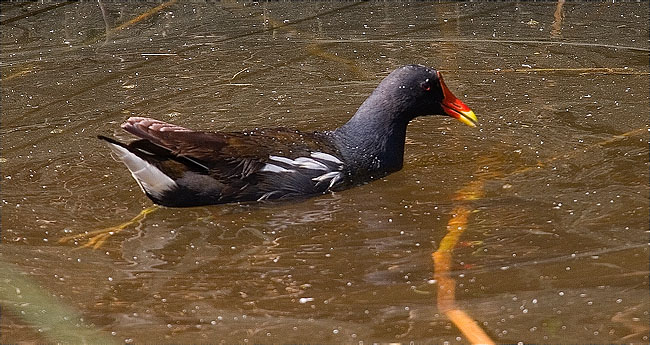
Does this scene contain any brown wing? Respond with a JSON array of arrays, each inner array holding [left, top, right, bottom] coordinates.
[[117, 117, 345, 205], [123, 117, 336, 169]]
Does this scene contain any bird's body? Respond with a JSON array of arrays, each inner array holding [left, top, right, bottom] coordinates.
[[100, 65, 477, 207]]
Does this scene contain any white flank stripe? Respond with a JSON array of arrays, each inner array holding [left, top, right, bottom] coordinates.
[[310, 151, 343, 165], [107, 143, 176, 198], [328, 173, 342, 189], [294, 157, 329, 171], [257, 191, 281, 201], [269, 155, 297, 166], [312, 171, 340, 182], [260, 163, 294, 173], [312, 171, 343, 190]]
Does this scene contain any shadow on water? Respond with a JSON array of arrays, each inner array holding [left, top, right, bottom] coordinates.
[[1, 1, 649, 343]]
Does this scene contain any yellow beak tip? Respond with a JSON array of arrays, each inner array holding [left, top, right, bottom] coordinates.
[[458, 110, 478, 127]]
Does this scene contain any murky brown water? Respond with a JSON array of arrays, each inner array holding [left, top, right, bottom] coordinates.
[[1, 1, 649, 343]]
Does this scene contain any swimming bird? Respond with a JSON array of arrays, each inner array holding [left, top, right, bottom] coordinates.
[[99, 64, 477, 207]]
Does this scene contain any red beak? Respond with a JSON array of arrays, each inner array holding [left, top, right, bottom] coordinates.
[[438, 71, 478, 127]]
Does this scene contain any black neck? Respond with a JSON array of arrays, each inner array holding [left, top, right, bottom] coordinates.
[[331, 91, 414, 179]]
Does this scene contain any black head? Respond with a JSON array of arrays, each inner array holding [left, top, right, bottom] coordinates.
[[375, 64, 477, 126], [332, 65, 478, 175]]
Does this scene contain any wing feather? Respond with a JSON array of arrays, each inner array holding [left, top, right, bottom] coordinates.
[[113, 117, 345, 204]]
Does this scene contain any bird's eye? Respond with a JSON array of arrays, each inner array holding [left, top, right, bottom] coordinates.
[[420, 79, 431, 91]]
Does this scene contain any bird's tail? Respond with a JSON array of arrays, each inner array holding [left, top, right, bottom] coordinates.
[[98, 135, 177, 199]]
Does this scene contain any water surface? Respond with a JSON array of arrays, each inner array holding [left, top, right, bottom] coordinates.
[[1, 2, 648, 343]]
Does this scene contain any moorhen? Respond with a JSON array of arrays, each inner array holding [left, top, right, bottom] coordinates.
[[99, 64, 477, 207]]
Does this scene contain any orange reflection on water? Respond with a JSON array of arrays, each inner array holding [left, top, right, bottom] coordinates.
[[432, 162, 498, 344]]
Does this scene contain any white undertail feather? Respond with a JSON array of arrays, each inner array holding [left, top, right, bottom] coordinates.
[[106, 143, 177, 198]]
